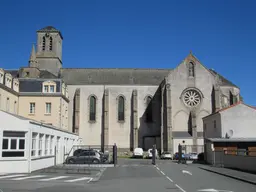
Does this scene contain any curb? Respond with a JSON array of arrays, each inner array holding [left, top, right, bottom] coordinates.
[[200, 167, 256, 185]]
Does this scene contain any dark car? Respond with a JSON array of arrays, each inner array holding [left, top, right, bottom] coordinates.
[[66, 150, 102, 164], [70, 148, 110, 164]]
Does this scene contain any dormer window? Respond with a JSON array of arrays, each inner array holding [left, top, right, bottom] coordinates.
[[42, 81, 56, 93], [0, 73, 3, 84]]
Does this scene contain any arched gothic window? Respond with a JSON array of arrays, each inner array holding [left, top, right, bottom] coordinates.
[[188, 62, 195, 77], [146, 96, 153, 122], [49, 37, 53, 51], [118, 96, 125, 121], [42, 36, 46, 51], [89, 96, 96, 121]]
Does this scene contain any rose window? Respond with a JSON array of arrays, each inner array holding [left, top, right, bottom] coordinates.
[[183, 89, 201, 107]]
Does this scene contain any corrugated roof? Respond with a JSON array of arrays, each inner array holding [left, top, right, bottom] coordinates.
[[207, 138, 256, 142]]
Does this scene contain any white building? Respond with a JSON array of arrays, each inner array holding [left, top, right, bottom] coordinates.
[[203, 102, 256, 165], [203, 101, 256, 139], [0, 110, 80, 174]]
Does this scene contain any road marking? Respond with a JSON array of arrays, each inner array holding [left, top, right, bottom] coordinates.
[[160, 171, 165, 175], [12, 175, 46, 180], [156, 167, 160, 170], [65, 177, 92, 183], [87, 178, 93, 183], [175, 184, 186, 192], [39, 176, 69, 181], [182, 170, 192, 175], [166, 176, 173, 182], [198, 189, 233, 192], [0, 174, 26, 179]]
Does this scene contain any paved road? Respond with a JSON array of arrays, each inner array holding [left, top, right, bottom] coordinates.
[[0, 159, 256, 192], [156, 162, 256, 192]]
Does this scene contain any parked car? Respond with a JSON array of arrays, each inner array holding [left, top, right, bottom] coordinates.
[[66, 150, 102, 164], [146, 148, 159, 159], [73, 148, 109, 162], [160, 151, 172, 160], [133, 148, 144, 158], [189, 152, 198, 160]]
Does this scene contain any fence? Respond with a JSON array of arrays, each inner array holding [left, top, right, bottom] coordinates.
[[210, 149, 256, 170]]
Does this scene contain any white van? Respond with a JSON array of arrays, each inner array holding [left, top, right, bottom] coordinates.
[[133, 148, 144, 158], [147, 148, 158, 159]]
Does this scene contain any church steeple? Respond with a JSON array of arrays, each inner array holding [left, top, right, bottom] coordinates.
[[29, 44, 38, 67]]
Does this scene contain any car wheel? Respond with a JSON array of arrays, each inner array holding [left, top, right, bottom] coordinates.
[[93, 159, 100, 164], [68, 159, 75, 164]]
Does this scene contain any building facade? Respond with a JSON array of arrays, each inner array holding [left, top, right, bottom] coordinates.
[[5, 26, 242, 154], [0, 68, 19, 114], [203, 102, 256, 139]]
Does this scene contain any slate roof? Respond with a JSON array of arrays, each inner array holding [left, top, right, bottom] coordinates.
[[209, 69, 238, 88], [5, 70, 19, 78], [5, 69, 58, 79], [60, 68, 170, 85], [40, 70, 58, 78], [19, 79, 61, 92]]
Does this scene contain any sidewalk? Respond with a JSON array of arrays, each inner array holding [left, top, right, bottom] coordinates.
[[200, 165, 256, 185]]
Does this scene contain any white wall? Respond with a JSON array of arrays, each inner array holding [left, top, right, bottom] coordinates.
[[0, 110, 79, 174], [29, 122, 79, 170], [203, 113, 222, 138], [221, 104, 256, 138]]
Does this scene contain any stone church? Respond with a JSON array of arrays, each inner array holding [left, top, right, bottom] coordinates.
[[17, 26, 243, 153]]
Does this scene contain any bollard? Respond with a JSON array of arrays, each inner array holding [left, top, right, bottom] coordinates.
[[113, 143, 118, 166], [152, 144, 156, 165], [178, 144, 182, 164]]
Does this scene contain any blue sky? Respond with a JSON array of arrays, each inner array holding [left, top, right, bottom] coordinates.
[[0, 0, 255, 105]]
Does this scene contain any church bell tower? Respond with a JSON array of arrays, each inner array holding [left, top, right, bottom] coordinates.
[[30, 26, 63, 76]]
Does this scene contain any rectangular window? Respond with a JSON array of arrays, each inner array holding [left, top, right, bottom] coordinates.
[[29, 103, 35, 114], [1, 131, 26, 157], [6, 98, 10, 112], [44, 85, 49, 93], [45, 103, 52, 114], [49, 85, 54, 93], [45, 135, 49, 155], [39, 134, 43, 156], [31, 133, 37, 156]]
